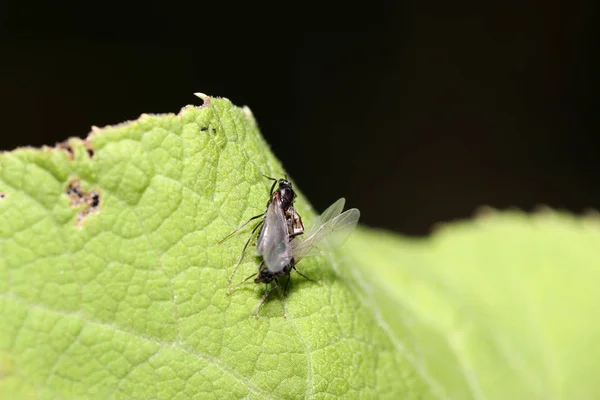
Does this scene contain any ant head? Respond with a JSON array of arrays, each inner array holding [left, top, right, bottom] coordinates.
[[278, 179, 293, 190], [278, 179, 296, 209]]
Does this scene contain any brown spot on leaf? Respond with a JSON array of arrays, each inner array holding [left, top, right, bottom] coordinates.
[[65, 179, 101, 226], [0, 193, 5, 200]]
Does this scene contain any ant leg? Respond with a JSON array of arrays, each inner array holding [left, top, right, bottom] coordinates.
[[228, 260, 265, 295], [218, 213, 263, 244], [283, 275, 290, 300], [227, 220, 264, 284], [292, 265, 315, 282], [254, 278, 279, 318], [227, 271, 258, 295], [281, 277, 289, 318], [288, 231, 303, 240]]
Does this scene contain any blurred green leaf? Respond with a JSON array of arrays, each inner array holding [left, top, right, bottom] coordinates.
[[347, 210, 600, 399], [1, 95, 598, 399]]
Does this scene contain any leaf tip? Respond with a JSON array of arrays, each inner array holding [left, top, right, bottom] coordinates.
[[193, 92, 211, 107], [242, 105, 255, 120]]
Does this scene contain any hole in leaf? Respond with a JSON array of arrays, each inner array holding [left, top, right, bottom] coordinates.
[[84, 140, 95, 158], [65, 179, 101, 226]]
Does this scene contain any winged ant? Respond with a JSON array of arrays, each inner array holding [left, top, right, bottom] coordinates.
[[219, 175, 360, 316]]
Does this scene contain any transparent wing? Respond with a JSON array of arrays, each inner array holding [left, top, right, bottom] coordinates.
[[305, 198, 346, 236], [256, 199, 293, 273], [292, 207, 360, 262]]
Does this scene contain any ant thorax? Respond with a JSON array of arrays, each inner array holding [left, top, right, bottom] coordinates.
[[285, 206, 304, 239]]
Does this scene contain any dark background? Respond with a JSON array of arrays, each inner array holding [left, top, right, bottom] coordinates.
[[1, 2, 598, 235]]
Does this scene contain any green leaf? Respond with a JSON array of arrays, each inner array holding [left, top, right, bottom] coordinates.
[[346, 210, 600, 399], [1, 94, 599, 399]]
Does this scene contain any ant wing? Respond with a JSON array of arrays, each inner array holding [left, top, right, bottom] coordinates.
[[304, 198, 346, 236], [256, 198, 293, 273], [292, 206, 360, 262]]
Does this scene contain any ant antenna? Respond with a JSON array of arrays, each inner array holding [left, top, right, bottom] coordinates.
[[261, 173, 279, 195], [261, 173, 278, 182]]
